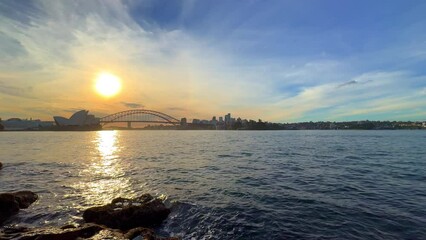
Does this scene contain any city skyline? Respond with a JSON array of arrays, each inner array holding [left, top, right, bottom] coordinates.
[[1, 1, 426, 122]]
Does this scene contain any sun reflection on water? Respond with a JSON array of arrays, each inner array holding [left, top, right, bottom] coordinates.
[[71, 131, 134, 206], [98, 130, 118, 159]]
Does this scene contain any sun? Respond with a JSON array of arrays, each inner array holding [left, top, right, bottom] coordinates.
[[95, 72, 122, 97]]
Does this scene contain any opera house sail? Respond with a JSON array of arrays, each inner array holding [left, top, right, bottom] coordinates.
[[53, 110, 101, 130]]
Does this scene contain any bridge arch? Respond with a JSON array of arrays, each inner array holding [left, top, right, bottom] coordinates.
[[100, 109, 180, 125]]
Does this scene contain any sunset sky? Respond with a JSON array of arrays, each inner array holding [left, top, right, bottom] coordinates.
[[1, 0, 425, 122]]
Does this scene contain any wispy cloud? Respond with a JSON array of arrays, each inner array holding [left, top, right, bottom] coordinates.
[[337, 80, 358, 88], [0, 1, 425, 121], [64, 108, 86, 113], [121, 102, 144, 109], [0, 81, 34, 98], [266, 71, 426, 121]]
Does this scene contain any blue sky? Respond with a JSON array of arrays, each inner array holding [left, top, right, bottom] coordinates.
[[0, 0, 425, 121]]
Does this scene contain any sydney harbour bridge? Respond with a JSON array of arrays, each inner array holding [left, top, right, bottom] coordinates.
[[100, 109, 181, 128]]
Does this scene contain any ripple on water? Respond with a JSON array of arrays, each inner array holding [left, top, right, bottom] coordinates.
[[0, 131, 425, 239]]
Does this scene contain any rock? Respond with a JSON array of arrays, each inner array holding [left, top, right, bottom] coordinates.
[[11, 191, 38, 209], [60, 224, 78, 230], [0, 191, 38, 225], [0, 223, 180, 240], [123, 227, 179, 240], [83, 194, 171, 230], [0, 194, 19, 224], [0, 223, 103, 240], [0, 162, 2, 170]]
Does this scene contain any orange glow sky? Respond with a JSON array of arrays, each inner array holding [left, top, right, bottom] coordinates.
[[1, 1, 425, 122]]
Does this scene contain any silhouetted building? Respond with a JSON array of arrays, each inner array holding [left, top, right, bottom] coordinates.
[[0, 118, 53, 130], [211, 116, 217, 125], [225, 113, 231, 125], [54, 110, 100, 126], [192, 119, 200, 124]]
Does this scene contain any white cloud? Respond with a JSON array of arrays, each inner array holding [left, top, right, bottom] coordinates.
[[0, 1, 270, 119], [267, 71, 426, 121], [0, 1, 425, 121]]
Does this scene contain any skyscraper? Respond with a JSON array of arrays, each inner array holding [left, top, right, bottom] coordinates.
[[225, 113, 231, 124]]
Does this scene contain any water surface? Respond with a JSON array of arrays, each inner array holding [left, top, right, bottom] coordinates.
[[0, 130, 425, 239]]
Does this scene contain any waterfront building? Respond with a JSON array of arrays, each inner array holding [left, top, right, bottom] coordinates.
[[0, 118, 54, 130], [54, 110, 100, 127], [180, 118, 187, 126], [192, 119, 200, 124], [225, 113, 231, 124], [216, 123, 226, 130], [211, 116, 217, 125]]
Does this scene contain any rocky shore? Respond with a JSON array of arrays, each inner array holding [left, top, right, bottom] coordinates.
[[0, 191, 38, 224], [0, 192, 178, 239]]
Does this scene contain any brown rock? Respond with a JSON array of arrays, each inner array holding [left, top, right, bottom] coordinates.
[[0, 223, 103, 240], [83, 194, 171, 230], [0, 223, 180, 240], [0, 194, 20, 224], [0, 162, 2, 170], [0, 191, 38, 225], [11, 191, 38, 209]]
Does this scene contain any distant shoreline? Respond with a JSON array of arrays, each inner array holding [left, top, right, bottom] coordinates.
[[1, 128, 425, 132], [1, 119, 425, 131]]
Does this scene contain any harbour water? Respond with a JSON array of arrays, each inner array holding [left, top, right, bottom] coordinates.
[[0, 130, 425, 239]]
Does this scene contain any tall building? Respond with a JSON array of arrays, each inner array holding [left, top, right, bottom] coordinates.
[[225, 113, 231, 124], [211, 116, 217, 125], [192, 119, 200, 124]]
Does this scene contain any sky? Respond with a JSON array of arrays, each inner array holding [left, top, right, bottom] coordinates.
[[1, 0, 426, 122]]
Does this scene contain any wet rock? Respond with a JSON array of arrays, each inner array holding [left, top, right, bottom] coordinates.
[[0, 224, 101, 240], [0, 194, 19, 224], [83, 194, 171, 230], [60, 224, 78, 230], [0, 191, 38, 225], [12, 191, 38, 209], [0, 223, 102, 240], [0, 223, 179, 240], [123, 227, 179, 240]]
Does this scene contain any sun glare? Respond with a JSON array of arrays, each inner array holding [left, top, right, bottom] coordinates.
[[95, 72, 122, 97]]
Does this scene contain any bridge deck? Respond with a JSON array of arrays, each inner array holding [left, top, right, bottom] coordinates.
[[100, 120, 178, 124]]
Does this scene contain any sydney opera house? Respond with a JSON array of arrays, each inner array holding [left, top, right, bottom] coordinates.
[[53, 110, 101, 130]]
